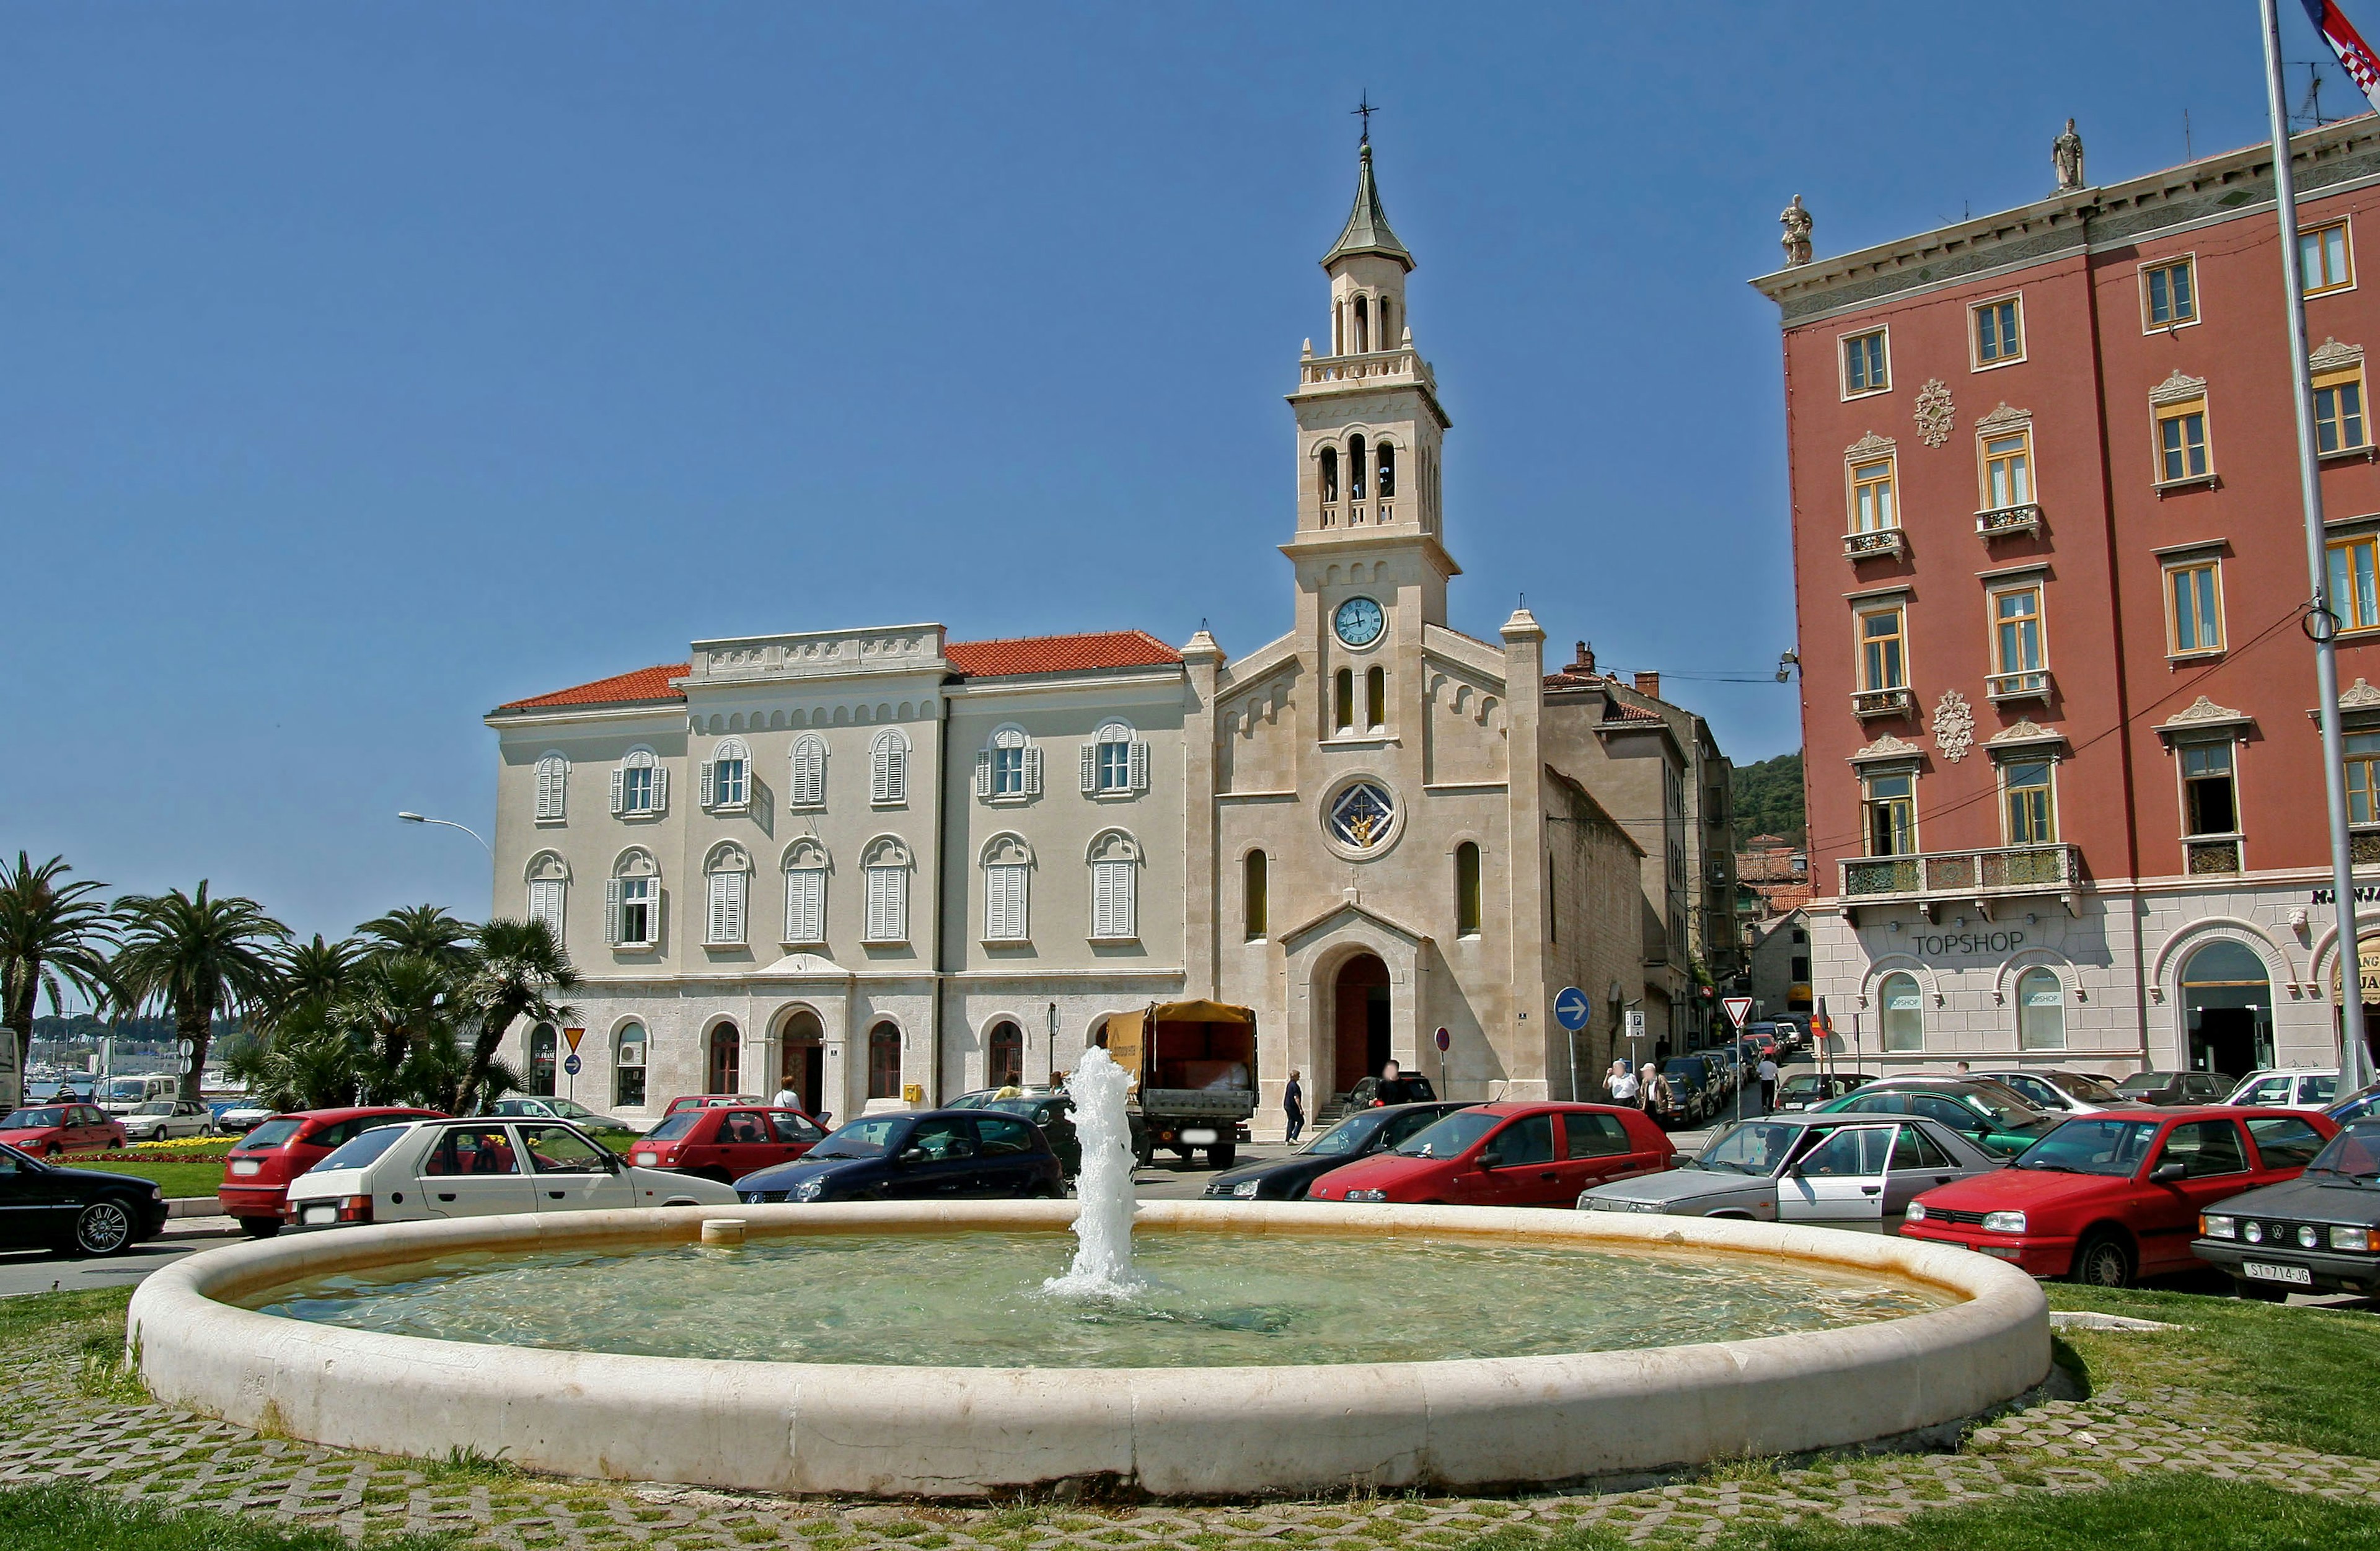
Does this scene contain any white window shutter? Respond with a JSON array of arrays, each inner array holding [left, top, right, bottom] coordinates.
[[609, 767, 624, 815], [644, 885, 662, 946], [975, 751, 992, 798], [699, 758, 715, 809], [1025, 746, 1043, 796], [1129, 740, 1150, 793], [787, 868, 824, 942], [651, 765, 668, 814], [866, 868, 890, 941], [604, 879, 622, 944], [870, 742, 889, 802], [1092, 861, 1117, 939], [886, 745, 905, 804], [726, 872, 746, 944], [1117, 863, 1137, 939], [707, 874, 728, 943], [889, 869, 907, 941], [1080, 744, 1098, 794]]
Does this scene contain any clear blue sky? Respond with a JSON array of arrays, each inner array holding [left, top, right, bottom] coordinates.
[[0, 2, 2354, 942]]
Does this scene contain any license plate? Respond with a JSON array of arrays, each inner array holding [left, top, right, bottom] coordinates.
[[1179, 1128, 1219, 1145], [2242, 1260, 2312, 1286], [229, 1159, 262, 1177], [300, 1204, 337, 1226], [632, 1154, 657, 1166]]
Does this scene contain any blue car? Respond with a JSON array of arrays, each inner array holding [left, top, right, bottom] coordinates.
[[734, 1109, 1065, 1203]]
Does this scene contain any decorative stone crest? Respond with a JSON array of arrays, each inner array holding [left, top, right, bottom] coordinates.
[[2342, 677, 2380, 709], [2312, 336, 2366, 373], [1780, 194, 1813, 267], [1844, 430, 1897, 460], [2164, 694, 2243, 725], [1915, 379, 1954, 447], [1975, 402, 2032, 433], [2148, 369, 2208, 406], [1849, 732, 1923, 764], [1987, 718, 2069, 754], [1931, 688, 1975, 763]]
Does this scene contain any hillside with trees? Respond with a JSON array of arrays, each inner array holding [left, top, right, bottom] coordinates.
[[1731, 752, 1805, 848]]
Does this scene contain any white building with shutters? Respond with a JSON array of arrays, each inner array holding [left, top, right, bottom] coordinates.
[[484, 139, 1672, 1131]]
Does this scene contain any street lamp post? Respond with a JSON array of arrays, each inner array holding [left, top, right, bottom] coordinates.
[[397, 811, 491, 855]]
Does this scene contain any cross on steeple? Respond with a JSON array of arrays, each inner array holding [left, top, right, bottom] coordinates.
[[1352, 90, 1376, 145]]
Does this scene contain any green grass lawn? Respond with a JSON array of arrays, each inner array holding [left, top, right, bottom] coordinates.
[[0, 1482, 453, 1551], [60, 1158, 226, 1200]]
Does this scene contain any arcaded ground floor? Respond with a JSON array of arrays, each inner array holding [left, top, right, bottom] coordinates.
[[1805, 868, 2380, 1079], [8, 1283, 2380, 1548]]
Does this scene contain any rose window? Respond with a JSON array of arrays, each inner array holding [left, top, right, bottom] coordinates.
[[1327, 781, 1396, 851]]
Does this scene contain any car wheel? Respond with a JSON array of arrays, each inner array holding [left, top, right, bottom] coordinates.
[[239, 1217, 282, 1241], [69, 1200, 136, 1257], [2070, 1231, 2133, 1289]]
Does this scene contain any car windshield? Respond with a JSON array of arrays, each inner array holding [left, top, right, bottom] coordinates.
[[986, 1098, 1060, 1121], [2306, 1120, 2380, 1181], [2013, 1117, 2161, 1175], [1778, 1074, 1828, 1096], [1663, 1060, 1704, 1081], [1299, 1112, 1390, 1158], [1692, 1122, 1804, 1175], [547, 1100, 595, 1120], [102, 1079, 152, 1101], [2053, 1073, 2125, 1103], [314, 1123, 412, 1172], [1937, 1084, 2052, 1128], [2117, 1071, 2177, 1093], [132, 1101, 174, 1116], [234, 1118, 304, 1151], [643, 1114, 703, 1141], [944, 1092, 994, 1109], [1, 1109, 66, 1129], [808, 1117, 908, 1159], [1395, 1110, 1501, 1159]]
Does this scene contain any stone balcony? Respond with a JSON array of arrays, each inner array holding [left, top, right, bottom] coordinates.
[[1851, 687, 1916, 719], [1975, 502, 2043, 539], [1297, 346, 1437, 392], [1986, 668, 2055, 704], [1842, 527, 1907, 560], [1840, 842, 2082, 918]]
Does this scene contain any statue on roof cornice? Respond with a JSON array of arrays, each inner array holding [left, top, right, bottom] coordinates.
[[2055, 118, 2085, 191], [1780, 194, 1813, 267]]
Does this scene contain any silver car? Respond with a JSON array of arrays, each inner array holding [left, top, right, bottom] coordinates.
[[1577, 1112, 2003, 1232], [121, 1099, 218, 1143]]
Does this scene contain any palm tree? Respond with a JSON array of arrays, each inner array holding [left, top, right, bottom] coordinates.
[[356, 905, 477, 968], [331, 952, 459, 1103], [112, 885, 288, 1101], [268, 934, 362, 1019], [454, 918, 580, 1113], [0, 855, 118, 1109]]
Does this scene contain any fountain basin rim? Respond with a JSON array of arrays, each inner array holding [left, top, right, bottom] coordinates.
[[129, 1200, 2052, 1498]]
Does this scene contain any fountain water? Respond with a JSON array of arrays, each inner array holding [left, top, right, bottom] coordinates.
[[1041, 1044, 1143, 1298]]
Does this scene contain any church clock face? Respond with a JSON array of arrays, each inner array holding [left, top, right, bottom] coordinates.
[[1333, 596, 1385, 649]]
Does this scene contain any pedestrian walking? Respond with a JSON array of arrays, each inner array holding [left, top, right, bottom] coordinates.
[[1283, 1070, 1305, 1145], [1756, 1053, 1779, 1114], [772, 1081, 801, 1112], [1605, 1060, 1639, 1107], [1639, 1062, 1671, 1121]]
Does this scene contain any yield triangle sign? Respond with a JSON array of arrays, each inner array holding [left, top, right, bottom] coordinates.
[[1721, 997, 1754, 1029]]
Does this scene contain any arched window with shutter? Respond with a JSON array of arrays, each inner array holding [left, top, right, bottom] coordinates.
[[986, 1021, 1024, 1089], [867, 1021, 903, 1100], [981, 833, 1033, 942], [860, 835, 912, 944], [703, 843, 751, 946], [533, 752, 568, 821], [1243, 850, 1267, 941], [977, 725, 1040, 800], [1082, 719, 1147, 796], [613, 1022, 647, 1109], [789, 734, 827, 809], [870, 728, 909, 806], [525, 851, 568, 940], [781, 838, 829, 946], [610, 747, 667, 817], [701, 737, 751, 811], [1086, 829, 1141, 942], [606, 849, 661, 949]]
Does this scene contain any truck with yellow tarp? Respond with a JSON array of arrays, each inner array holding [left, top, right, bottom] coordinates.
[[1098, 999, 1258, 1169]]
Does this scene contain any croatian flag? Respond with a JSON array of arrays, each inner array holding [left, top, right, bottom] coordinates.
[[2306, 0, 2380, 115]]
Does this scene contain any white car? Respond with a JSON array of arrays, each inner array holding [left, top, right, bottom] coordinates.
[[486, 1096, 633, 1132], [281, 1117, 736, 1229], [215, 1099, 280, 1133], [2225, 1069, 2338, 1112], [1972, 1070, 2140, 1115], [121, 1099, 218, 1143]]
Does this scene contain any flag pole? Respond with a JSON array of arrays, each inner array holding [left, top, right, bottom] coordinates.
[[2262, 0, 2374, 1091]]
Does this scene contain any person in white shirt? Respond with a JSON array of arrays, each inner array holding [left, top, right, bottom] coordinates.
[[772, 1084, 801, 1112], [1606, 1060, 1640, 1106], [1756, 1056, 1779, 1114]]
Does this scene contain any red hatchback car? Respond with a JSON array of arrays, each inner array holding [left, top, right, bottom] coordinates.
[[1306, 1102, 1674, 1207], [218, 1107, 444, 1236], [1900, 1106, 2338, 1286], [627, 1105, 827, 1183], [0, 1102, 126, 1158]]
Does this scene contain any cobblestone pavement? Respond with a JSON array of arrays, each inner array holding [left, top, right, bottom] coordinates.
[[6, 1309, 2380, 1549]]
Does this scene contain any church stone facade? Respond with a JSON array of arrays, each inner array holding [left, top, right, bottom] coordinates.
[[487, 144, 1660, 1130]]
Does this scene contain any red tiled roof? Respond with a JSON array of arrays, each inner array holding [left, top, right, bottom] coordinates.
[[946, 630, 1181, 678], [1602, 699, 1665, 723], [1543, 670, 1604, 691], [499, 663, 690, 711]]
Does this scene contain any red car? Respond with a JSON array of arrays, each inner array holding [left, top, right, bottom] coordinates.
[[1306, 1102, 1674, 1206], [627, 1105, 827, 1183], [0, 1102, 126, 1158], [218, 1106, 445, 1237], [1900, 1106, 2338, 1286], [659, 1094, 764, 1120]]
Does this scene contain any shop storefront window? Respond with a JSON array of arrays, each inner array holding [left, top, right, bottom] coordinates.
[[1880, 973, 1924, 1052]]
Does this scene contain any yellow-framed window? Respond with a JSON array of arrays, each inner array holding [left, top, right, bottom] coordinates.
[[2001, 759, 2056, 845], [1849, 457, 1896, 532], [2156, 399, 2209, 481], [1862, 771, 1916, 857], [2143, 258, 2197, 327], [1843, 329, 1889, 395], [1980, 427, 2032, 509], [2302, 220, 2355, 296], [1973, 295, 2023, 365], [1858, 605, 1906, 692], [2165, 560, 2224, 654], [2316, 369, 2368, 454], [1992, 586, 2045, 677], [2348, 732, 2380, 825], [2329, 534, 2380, 631]]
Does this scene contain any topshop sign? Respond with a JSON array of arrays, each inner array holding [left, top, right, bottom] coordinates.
[[1896, 929, 2027, 959]]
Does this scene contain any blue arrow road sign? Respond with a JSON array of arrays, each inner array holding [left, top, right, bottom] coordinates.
[[1553, 986, 1591, 1031], [563, 1053, 583, 1077]]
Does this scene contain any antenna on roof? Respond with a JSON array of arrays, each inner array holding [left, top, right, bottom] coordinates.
[[2185, 107, 2193, 161]]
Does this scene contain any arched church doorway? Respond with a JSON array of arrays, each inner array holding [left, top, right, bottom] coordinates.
[[2182, 941, 2272, 1078], [778, 1010, 825, 1116], [1333, 954, 1393, 1099]]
